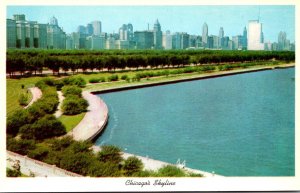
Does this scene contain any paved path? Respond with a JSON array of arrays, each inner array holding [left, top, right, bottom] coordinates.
[[54, 91, 64, 118], [68, 91, 108, 141], [24, 87, 42, 109]]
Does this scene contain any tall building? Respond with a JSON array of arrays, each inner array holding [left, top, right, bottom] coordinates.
[[242, 26, 247, 49], [247, 20, 264, 50], [33, 23, 47, 48], [47, 16, 66, 49], [6, 19, 17, 48], [92, 21, 102, 36], [119, 23, 133, 41], [202, 22, 208, 48], [86, 23, 93, 36], [162, 30, 172, 50], [232, 35, 243, 50], [134, 31, 154, 49], [153, 19, 162, 49], [219, 27, 224, 49]]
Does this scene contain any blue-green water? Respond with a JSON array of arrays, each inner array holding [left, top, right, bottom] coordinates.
[[95, 68, 295, 176]]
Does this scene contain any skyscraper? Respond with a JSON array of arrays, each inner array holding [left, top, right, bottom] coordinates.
[[162, 30, 172, 50], [219, 27, 224, 49], [47, 16, 66, 49], [92, 21, 102, 36], [134, 31, 154, 49], [119, 23, 133, 41], [6, 19, 16, 48], [247, 20, 264, 50], [153, 19, 162, 49], [278, 31, 287, 50], [202, 22, 208, 48], [242, 26, 247, 49]]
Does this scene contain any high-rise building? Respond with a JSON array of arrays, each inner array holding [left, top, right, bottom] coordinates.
[[47, 16, 66, 49], [242, 26, 247, 49], [162, 30, 172, 50], [232, 35, 243, 50], [33, 23, 47, 48], [77, 25, 86, 34], [153, 19, 162, 49], [247, 20, 264, 50], [134, 31, 154, 49], [119, 23, 134, 41], [6, 19, 17, 48], [219, 27, 224, 49], [202, 22, 208, 48], [86, 23, 94, 36], [92, 21, 102, 36]]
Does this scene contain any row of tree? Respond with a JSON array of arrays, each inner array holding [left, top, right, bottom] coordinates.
[[7, 50, 295, 77]]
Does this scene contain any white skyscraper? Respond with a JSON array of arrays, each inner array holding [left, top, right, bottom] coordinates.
[[92, 21, 102, 36], [247, 20, 264, 50], [162, 30, 172, 50]]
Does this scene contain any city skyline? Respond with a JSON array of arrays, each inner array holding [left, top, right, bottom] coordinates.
[[7, 5, 295, 43]]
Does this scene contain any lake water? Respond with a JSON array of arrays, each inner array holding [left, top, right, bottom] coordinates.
[[95, 68, 295, 176]]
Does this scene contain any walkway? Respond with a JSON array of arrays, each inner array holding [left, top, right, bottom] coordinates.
[[7, 151, 82, 177], [68, 91, 108, 141], [54, 91, 64, 118], [24, 87, 42, 109]]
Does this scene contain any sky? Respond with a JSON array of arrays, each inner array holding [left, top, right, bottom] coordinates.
[[6, 5, 295, 43]]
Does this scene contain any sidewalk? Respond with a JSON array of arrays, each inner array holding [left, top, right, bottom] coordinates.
[[24, 87, 42, 109]]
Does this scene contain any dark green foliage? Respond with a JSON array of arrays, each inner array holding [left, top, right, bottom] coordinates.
[[123, 156, 143, 176], [46, 136, 73, 151], [62, 76, 86, 87], [62, 85, 82, 97], [54, 80, 64, 91], [97, 145, 123, 164], [28, 145, 50, 161], [62, 96, 88, 115], [68, 140, 93, 154], [6, 109, 29, 136], [157, 165, 186, 177], [107, 74, 119, 82], [121, 74, 128, 80], [88, 161, 121, 177], [19, 115, 66, 140], [7, 137, 36, 155], [89, 78, 101, 83], [60, 152, 94, 175], [6, 168, 21, 177]]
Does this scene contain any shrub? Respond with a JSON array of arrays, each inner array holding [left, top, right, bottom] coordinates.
[[19, 115, 66, 140], [6, 168, 21, 177], [123, 156, 144, 176], [157, 165, 186, 177], [60, 152, 94, 175], [98, 145, 123, 164], [54, 80, 64, 91], [28, 145, 50, 161], [62, 85, 82, 97], [121, 74, 128, 80], [6, 109, 29, 136], [107, 74, 119, 82], [62, 96, 88, 115], [63, 76, 86, 87], [7, 137, 36, 155], [89, 78, 101, 83]]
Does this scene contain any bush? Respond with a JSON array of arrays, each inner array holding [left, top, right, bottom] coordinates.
[[7, 137, 36, 155], [28, 145, 50, 161], [89, 78, 101, 83], [157, 165, 186, 177], [62, 96, 88, 115], [6, 109, 29, 136], [107, 74, 119, 82], [63, 76, 86, 87], [19, 115, 66, 140], [123, 156, 143, 176], [121, 74, 128, 80], [54, 80, 64, 91], [98, 145, 123, 164], [62, 85, 82, 97], [6, 168, 21, 177]]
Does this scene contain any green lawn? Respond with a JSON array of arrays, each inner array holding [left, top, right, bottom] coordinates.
[[6, 77, 44, 117], [58, 113, 85, 132]]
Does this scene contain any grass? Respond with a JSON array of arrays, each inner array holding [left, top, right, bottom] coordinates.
[[84, 61, 293, 92], [58, 113, 85, 132], [6, 77, 44, 117]]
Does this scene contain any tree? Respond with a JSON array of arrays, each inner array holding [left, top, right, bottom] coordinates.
[[7, 109, 29, 136], [123, 156, 143, 176], [157, 165, 186, 177], [97, 145, 123, 164]]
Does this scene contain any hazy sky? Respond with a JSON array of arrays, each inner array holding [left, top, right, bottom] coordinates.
[[7, 5, 295, 43]]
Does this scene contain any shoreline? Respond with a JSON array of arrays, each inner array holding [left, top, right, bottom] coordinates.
[[89, 63, 295, 94], [84, 63, 294, 177]]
